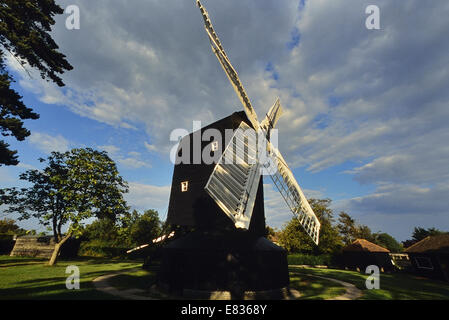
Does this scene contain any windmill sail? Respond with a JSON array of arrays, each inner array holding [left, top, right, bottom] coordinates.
[[196, 0, 260, 131], [265, 142, 321, 245], [205, 122, 261, 229], [260, 98, 283, 139]]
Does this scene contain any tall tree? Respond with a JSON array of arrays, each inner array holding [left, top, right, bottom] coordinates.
[[0, 0, 73, 166], [373, 232, 403, 253], [0, 218, 26, 235], [0, 148, 129, 265], [278, 198, 343, 254], [128, 209, 162, 246], [403, 227, 447, 248], [337, 212, 358, 245]]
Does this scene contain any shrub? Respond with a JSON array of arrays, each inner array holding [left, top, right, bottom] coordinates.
[[78, 240, 129, 258], [287, 253, 334, 266]]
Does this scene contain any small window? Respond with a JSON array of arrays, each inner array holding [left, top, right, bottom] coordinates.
[[181, 181, 189, 192], [211, 141, 219, 152], [415, 257, 434, 270]]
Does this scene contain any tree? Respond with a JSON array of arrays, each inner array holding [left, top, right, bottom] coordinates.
[[128, 209, 162, 246], [373, 232, 403, 253], [0, 218, 26, 235], [0, 148, 129, 265], [278, 199, 343, 255], [337, 212, 358, 245], [0, 0, 73, 166], [356, 225, 375, 242], [403, 227, 447, 248], [337, 212, 376, 244]]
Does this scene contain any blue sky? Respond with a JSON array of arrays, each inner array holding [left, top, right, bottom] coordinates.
[[1, 0, 449, 241]]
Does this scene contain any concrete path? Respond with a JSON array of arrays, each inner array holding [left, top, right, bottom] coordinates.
[[93, 268, 363, 300], [292, 272, 363, 300], [92, 268, 156, 300]]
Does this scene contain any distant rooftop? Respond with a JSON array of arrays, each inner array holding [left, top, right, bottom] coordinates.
[[405, 234, 449, 254], [343, 239, 390, 253]]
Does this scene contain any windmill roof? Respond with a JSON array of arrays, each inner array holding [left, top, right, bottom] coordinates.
[[343, 239, 390, 253], [404, 234, 449, 254]]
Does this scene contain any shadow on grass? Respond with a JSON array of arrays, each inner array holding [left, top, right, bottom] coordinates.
[[289, 271, 346, 300], [290, 266, 449, 300], [0, 258, 46, 267]]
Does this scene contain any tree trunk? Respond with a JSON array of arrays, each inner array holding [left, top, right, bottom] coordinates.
[[48, 232, 72, 266]]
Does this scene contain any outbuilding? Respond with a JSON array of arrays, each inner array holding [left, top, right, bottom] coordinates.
[[337, 239, 394, 272], [404, 234, 449, 281]]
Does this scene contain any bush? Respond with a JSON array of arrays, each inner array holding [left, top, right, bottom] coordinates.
[[78, 240, 129, 258], [287, 253, 334, 266]]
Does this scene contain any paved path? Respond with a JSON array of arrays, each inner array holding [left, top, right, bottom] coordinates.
[[93, 268, 363, 300], [92, 268, 156, 300]]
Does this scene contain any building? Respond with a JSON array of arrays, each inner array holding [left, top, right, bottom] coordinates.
[[337, 239, 394, 272], [404, 234, 449, 281]]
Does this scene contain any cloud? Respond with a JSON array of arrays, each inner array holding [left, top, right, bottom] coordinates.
[[6, 0, 449, 239], [263, 182, 324, 229], [125, 182, 171, 219], [98, 145, 151, 169], [28, 132, 70, 154], [144, 142, 158, 153]]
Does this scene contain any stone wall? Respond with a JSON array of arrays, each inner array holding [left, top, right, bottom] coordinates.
[[10, 236, 56, 258]]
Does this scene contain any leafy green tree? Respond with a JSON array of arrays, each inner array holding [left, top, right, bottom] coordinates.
[[356, 224, 375, 242], [0, 148, 129, 265], [337, 212, 377, 244], [403, 227, 447, 248], [0, 0, 73, 166], [373, 232, 403, 253], [337, 212, 358, 245], [82, 218, 120, 244], [129, 209, 162, 246], [0, 218, 26, 235], [278, 199, 343, 254]]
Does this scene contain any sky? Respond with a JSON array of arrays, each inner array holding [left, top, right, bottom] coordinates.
[[1, 0, 449, 241]]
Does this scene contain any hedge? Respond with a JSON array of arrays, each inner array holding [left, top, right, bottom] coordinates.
[[287, 253, 334, 266], [78, 240, 129, 258]]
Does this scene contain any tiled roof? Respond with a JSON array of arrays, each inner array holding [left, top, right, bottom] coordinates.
[[343, 239, 390, 253], [404, 234, 449, 253]]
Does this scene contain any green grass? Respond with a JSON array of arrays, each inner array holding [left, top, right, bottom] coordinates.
[[290, 266, 449, 300], [0, 255, 141, 300], [106, 268, 157, 291], [2, 255, 449, 300], [289, 271, 346, 299]]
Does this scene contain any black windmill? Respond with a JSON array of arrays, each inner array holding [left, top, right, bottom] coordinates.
[[157, 1, 321, 298]]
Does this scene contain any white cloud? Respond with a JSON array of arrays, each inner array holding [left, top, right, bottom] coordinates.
[[125, 182, 171, 219], [98, 145, 151, 169], [144, 142, 158, 152], [7, 0, 449, 238], [28, 132, 70, 154], [263, 182, 324, 229]]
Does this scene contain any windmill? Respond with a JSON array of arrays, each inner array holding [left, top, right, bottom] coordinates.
[[158, 1, 321, 297], [197, 0, 320, 244]]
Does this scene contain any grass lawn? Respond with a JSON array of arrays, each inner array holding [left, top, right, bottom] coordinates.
[[0, 255, 141, 300], [106, 267, 158, 292], [289, 271, 346, 299], [2, 255, 449, 300], [290, 266, 449, 300]]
